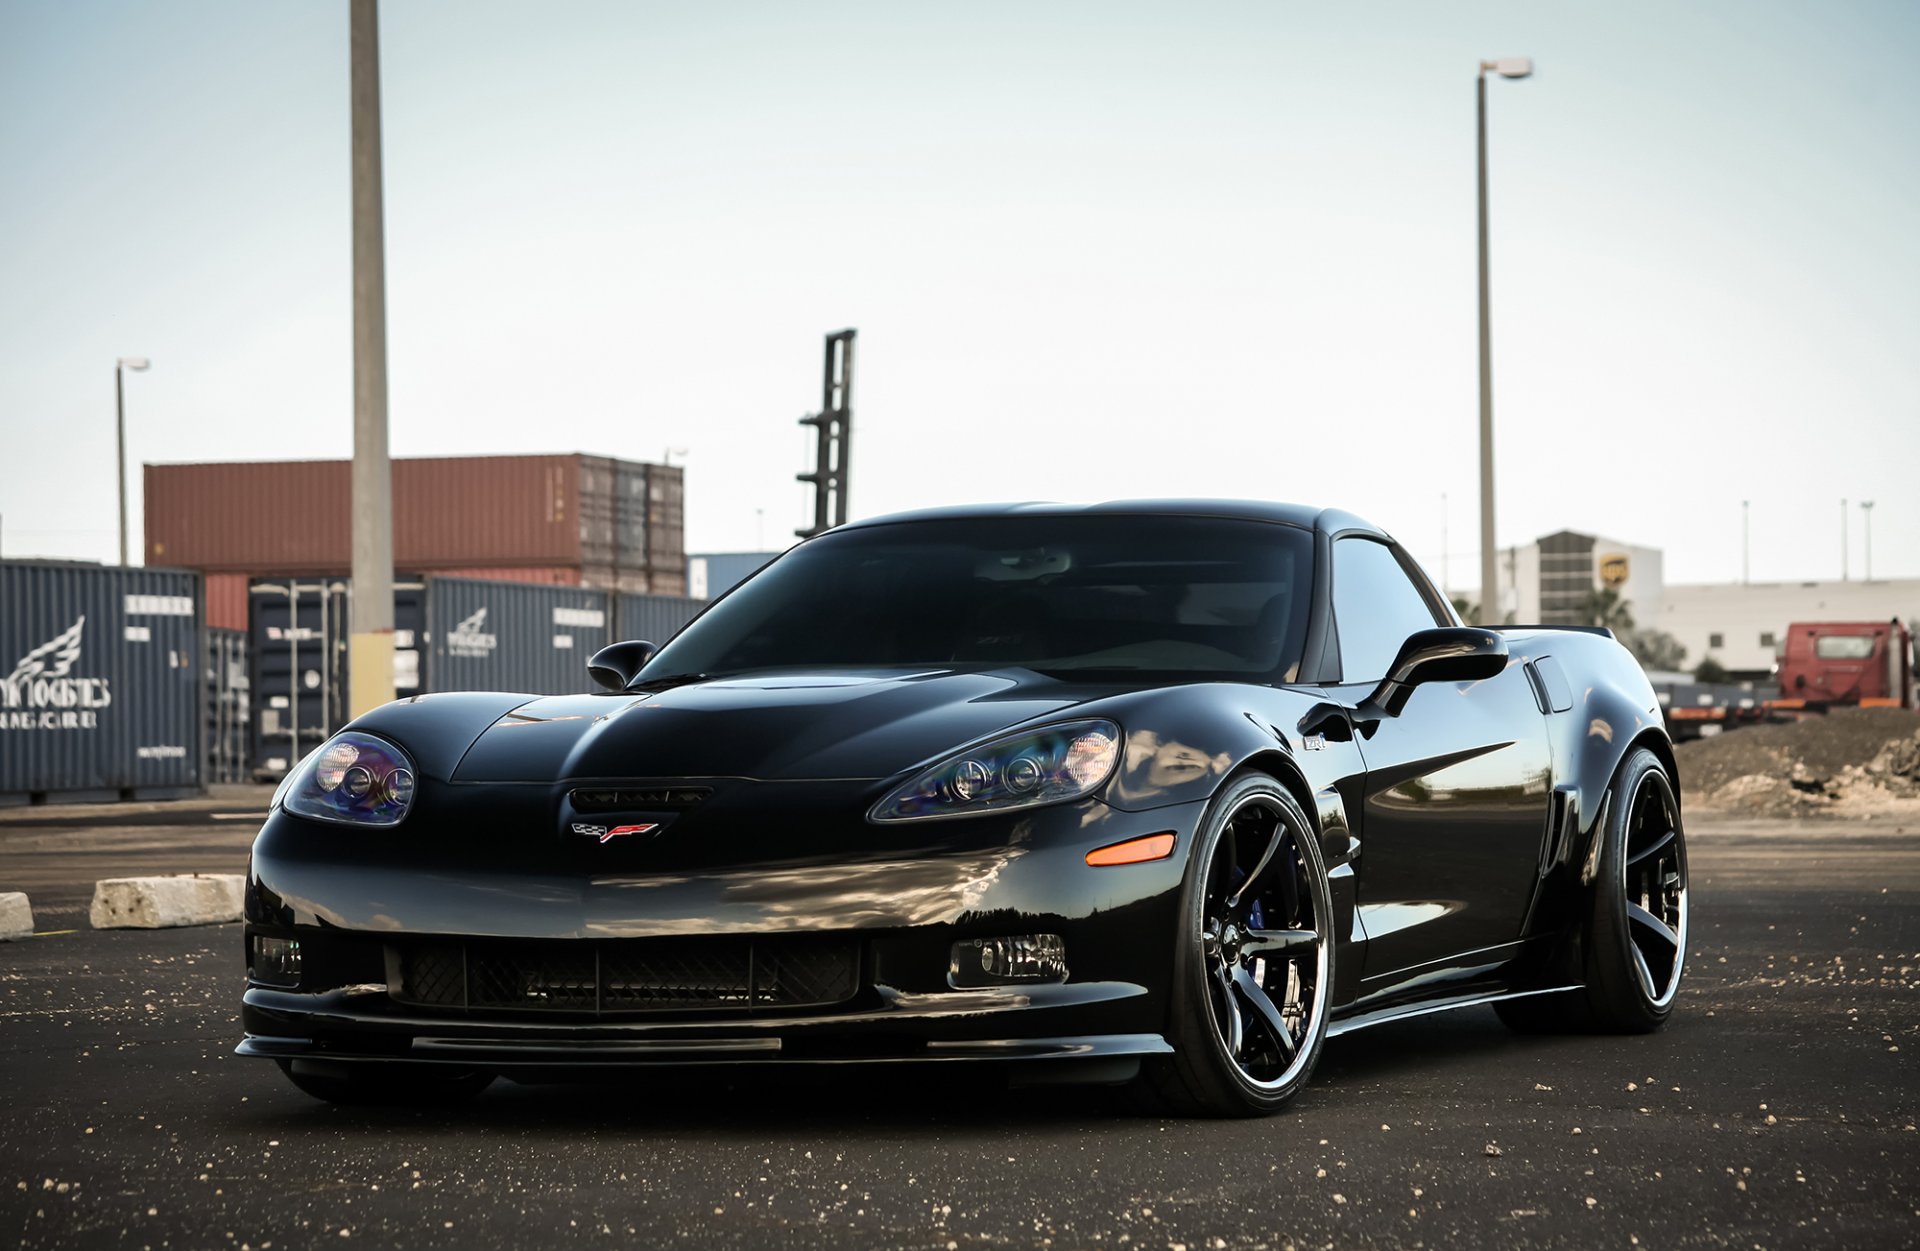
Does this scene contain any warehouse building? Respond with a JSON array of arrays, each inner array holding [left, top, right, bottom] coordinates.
[[1489, 529, 1666, 627], [1656, 579, 1920, 677], [1484, 527, 1918, 679], [144, 453, 685, 628]]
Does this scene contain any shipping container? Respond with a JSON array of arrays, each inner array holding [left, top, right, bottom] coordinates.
[[205, 627, 250, 784], [146, 454, 684, 583], [247, 576, 427, 779], [205, 573, 251, 631], [645, 462, 685, 571], [1, 561, 203, 804], [416, 565, 583, 586], [578, 564, 688, 596], [687, 551, 784, 599], [614, 592, 707, 650], [247, 574, 613, 778], [424, 577, 612, 702]]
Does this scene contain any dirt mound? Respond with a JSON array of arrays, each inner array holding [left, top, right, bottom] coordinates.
[[1675, 706, 1920, 817]]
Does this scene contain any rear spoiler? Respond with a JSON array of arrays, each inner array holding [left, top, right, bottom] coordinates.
[[1493, 625, 1617, 640]]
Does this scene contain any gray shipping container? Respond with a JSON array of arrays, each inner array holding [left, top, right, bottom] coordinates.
[[247, 576, 429, 779], [425, 577, 612, 697], [1, 560, 203, 804], [204, 627, 250, 784], [614, 592, 706, 650]]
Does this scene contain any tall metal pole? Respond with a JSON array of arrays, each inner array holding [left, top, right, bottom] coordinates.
[[1475, 71, 1499, 627], [1741, 499, 1750, 584], [828, 331, 854, 529], [348, 0, 395, 718], [1840, 498, 1849, 582], [795, 329, 856, 539], [115, 363, 129, 566]]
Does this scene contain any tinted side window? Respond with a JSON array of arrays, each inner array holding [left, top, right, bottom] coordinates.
[[1332, 538, 1441, 682]]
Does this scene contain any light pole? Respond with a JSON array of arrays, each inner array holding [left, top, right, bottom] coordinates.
[[348, 0, 396, 719], [1841, 498, 1849, 581], [115, 357, 151, 566], [1476, 56, 1532, 627], [1741, 499, 1750, 584], [1860, 500, 1874, 580]]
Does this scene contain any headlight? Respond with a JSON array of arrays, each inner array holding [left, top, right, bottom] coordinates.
[[279, 731, 417, 827], [869, 719, 1121, 822]]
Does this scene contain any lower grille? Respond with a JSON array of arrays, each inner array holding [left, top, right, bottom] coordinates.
[[392, 937, 860, 1015]]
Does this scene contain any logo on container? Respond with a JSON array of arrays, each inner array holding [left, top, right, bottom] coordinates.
[[1, 617, 111, 731], [447, 607, 498, 658]]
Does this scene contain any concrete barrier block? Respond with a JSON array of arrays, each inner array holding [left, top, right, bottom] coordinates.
[[89, 875, 245, 930], [0, 892, 32, 940]]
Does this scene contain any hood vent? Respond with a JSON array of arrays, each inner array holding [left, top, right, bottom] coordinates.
[[569, 786, 713, 813]]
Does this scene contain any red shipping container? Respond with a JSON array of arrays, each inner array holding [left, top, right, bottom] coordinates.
[[204, 572, 252, 631], [144, 454, 682, 576]]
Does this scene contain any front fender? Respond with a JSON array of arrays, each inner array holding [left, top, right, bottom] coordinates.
[[339, 691, 537, 780]]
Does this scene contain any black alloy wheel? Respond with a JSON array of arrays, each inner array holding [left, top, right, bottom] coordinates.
[[1620, 763, 1689, 1010], [1145, 774, 1332, 1116], [1498, 746, 1689, 1034]]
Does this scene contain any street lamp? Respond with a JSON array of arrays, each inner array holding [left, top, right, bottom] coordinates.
[[1476, 56, 1531, 627], [1841, 498, 1849, 581], [1860, 500, 1874, 580], [115, 356, 151, 566]]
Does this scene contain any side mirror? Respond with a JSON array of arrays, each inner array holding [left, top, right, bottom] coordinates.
[[1365, 627, 1507, 716], [587, 640, 657, 692]]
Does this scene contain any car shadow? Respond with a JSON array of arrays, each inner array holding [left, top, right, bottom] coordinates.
[[240, 1006, 1599, 1135]]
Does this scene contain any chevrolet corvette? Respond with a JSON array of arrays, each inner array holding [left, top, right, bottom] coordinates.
[[239, 501, 1688, 1115]]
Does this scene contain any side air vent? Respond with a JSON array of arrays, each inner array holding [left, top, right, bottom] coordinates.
[[570, 787, 713, 812]]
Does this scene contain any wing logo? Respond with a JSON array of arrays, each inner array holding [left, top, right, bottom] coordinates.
[[1, 617, 111, 731], [447, 607, 498, 658], [570, 821, 660, 844]]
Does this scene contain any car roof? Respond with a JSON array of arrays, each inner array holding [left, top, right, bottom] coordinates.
[[838, 499, 1385, 539]]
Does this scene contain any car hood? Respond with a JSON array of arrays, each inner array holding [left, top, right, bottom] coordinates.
[[448, 668, 1100, 784]]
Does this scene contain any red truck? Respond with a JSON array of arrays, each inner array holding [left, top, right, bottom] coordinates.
[[1774, 619, 1918, 712]]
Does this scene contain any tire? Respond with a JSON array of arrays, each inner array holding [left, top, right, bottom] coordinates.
[[1140, 773, 1334, 1116], [276, 1059, 494, 1106], [1497, 746, 1689, 1034]]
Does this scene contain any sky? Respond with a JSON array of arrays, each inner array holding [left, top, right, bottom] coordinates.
[[2, 1, 1916, 590]]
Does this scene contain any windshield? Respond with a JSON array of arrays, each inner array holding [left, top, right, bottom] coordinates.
[[646, 515, 1314, 683], [1813, 634, 1876, 660]]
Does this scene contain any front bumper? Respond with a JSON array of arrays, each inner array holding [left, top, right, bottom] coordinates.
[[238, 791, 1202, 1075], [238, 982, 1171, 1071]]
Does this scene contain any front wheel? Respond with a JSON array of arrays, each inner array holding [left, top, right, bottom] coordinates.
[[1498, 746, 1689, 1034], [1141, 774, 1334, 1116]]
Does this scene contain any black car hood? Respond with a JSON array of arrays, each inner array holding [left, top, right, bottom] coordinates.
[[448, 668, 1096, 784]]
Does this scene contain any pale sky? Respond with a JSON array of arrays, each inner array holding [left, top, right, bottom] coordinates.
[[2, 1, 1916, 589]]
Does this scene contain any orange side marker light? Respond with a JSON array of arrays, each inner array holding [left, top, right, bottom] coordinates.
[[1086, 832, 1176, 867]]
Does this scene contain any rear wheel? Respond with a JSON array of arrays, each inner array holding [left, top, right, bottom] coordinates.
[[1142, 774, 1333, 1116], [1498, 747, 1689, 1033], [276, 1059, 494, 1106]]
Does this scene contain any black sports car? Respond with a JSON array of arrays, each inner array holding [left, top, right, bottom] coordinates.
[[240, 501, 1689, 1115]]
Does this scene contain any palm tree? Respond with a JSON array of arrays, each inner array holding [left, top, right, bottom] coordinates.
[[1580, 588, 1635, 635]]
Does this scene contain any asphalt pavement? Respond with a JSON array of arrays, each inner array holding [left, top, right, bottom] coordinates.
[[1, 808, 1915, 1249]]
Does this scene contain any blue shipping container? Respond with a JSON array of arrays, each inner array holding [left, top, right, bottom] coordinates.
[[1, 560, 203, 803]]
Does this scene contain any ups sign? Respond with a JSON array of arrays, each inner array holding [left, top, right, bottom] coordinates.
[[1599, 554, 1630, 588]]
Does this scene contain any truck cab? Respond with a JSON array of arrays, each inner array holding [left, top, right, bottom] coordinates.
[[1777, 619, 1917, 710]]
